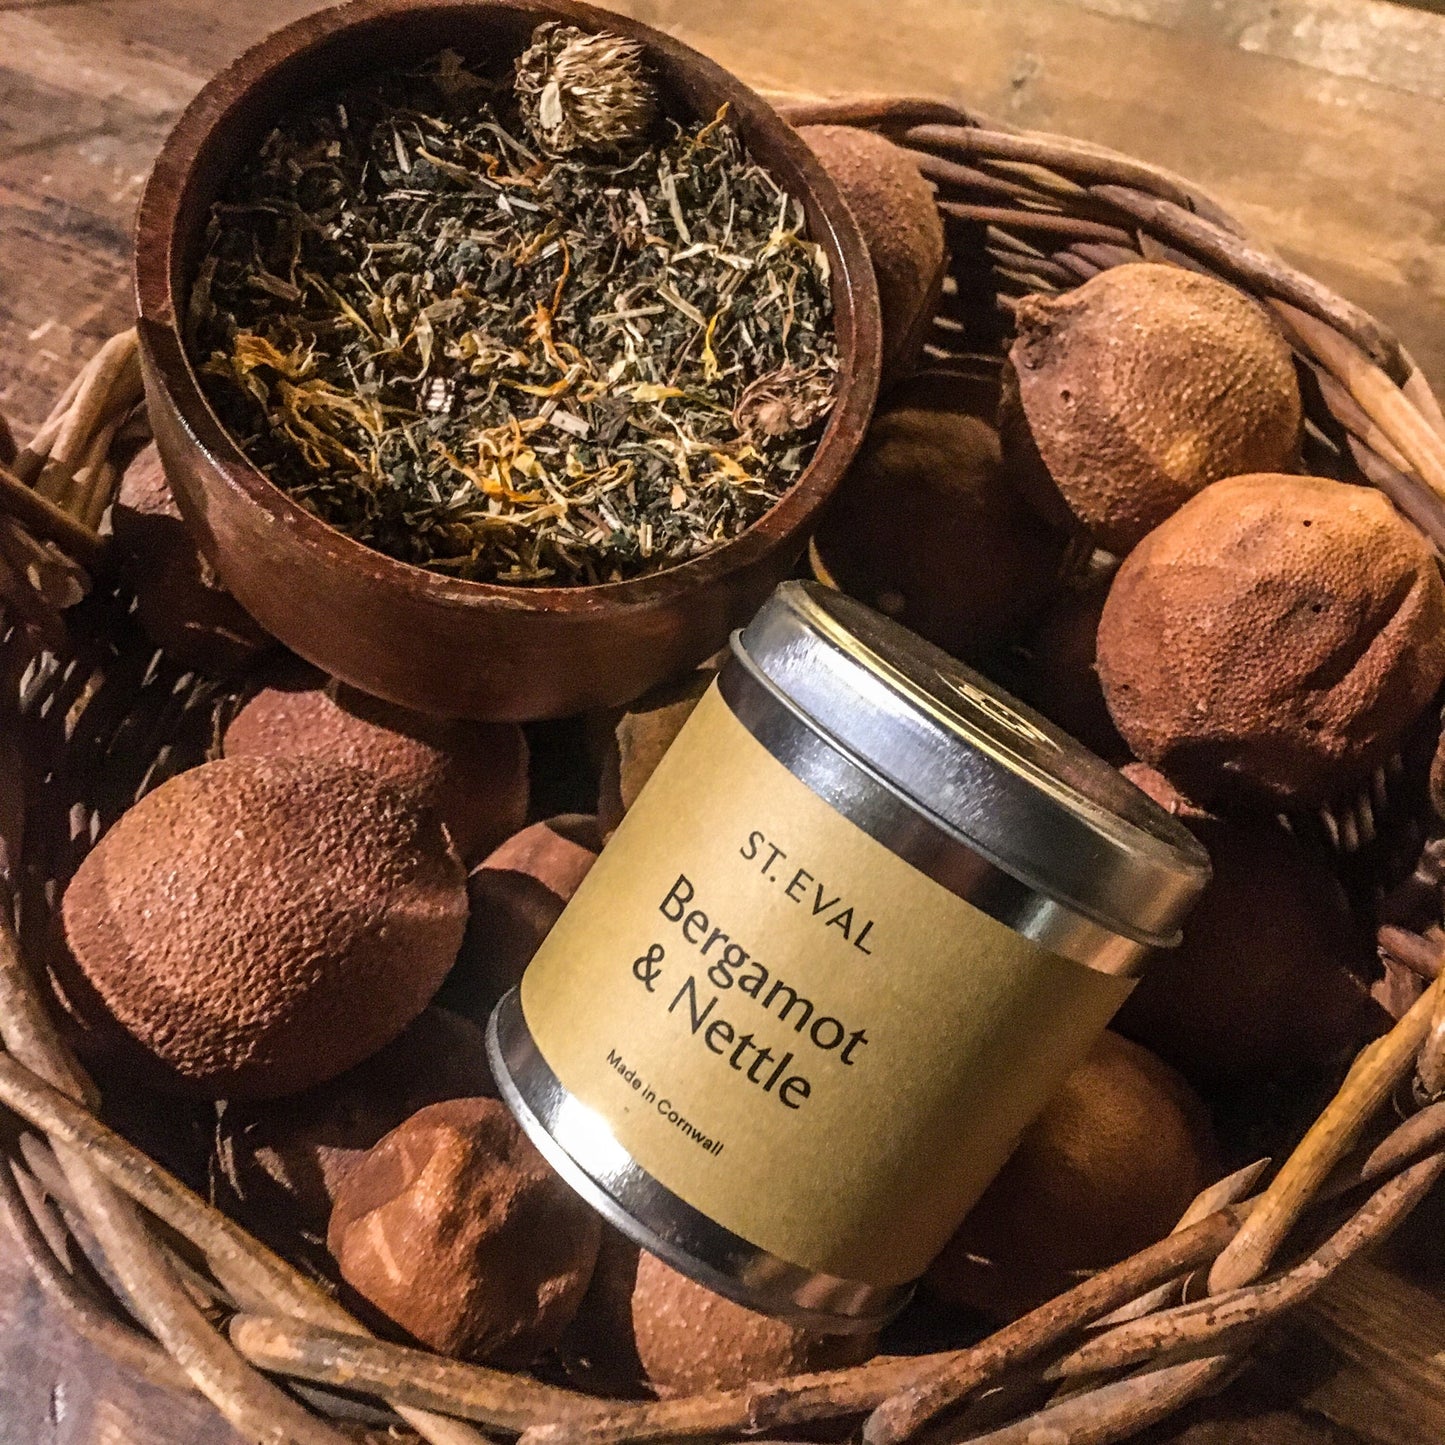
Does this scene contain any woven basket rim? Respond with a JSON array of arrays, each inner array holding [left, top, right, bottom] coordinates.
[[0, 88, 1443, 1445]]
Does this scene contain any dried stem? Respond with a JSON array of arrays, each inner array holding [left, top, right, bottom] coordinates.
[[1210, 973, 1445, 1294], [1088, 188, 1402, 379], [0, 461, 107, 570], [943, 1356, 1234, 1445], [1049, 1154, 1445, 1381], [0, 1157, 190, 1391], [230, 1314, 602, 1432], [901, 122, 1240, 233], [0, 1047, 493, 1445], [39, 331, 140, 497], [1379, 925, 1444, 981]]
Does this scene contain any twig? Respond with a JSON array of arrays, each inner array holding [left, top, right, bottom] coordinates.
[[0, 1047, 493, 1445], [0, 1157, 190, 1391], [0, 461, 106, 571], [1048, 1153, 1445, 1381], [1272, 302, 1445, 518], [1209, 973, 1445, 1294], [946, 1356, 1234, 1445]]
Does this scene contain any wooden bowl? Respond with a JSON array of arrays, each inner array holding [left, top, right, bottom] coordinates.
[[134, 0, 882, 721]]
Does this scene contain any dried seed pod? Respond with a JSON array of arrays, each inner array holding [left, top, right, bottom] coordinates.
[[1097, 473, 1445, 807], [598, 666, 717, 834], [1115, 765, 1386, 1082], [215, 1007, 495, 1249], [628, 1250, 876, 1397], [799, 125, 945, 384], [111, 444, 274, 675], [514, 23, 657, 154], [1001, 263, 1302, 554], [814, 385, 1074, 661], [224, 668, 529, 865], [924, 1031, 1217, 1321], [57, 756, 468, 1100], [328, 1098, 601, 1365], [440, 815, 601, 1024], [733, 363, 838, 445]]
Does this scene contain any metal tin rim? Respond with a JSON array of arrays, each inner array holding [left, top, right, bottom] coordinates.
[[735, 583, 1210, 945], [486, 990, 911, 1334]]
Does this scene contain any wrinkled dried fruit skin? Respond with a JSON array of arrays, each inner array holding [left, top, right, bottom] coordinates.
[[924, 1032, 1216, 1321], [216, 1007, 495, 1248], [816, 402, 1072, 661], [800, 125, 946, 384], [1116, 765, 1386, 1082], [1098, 473, 1445, 807], [1003, 263, 1302, 554], [58, 756, 468, 1099], [225, 671, 529, 864], [328, 1098, 601, 1366], [630, 1251, 876, 1397], [112, 444, 275, 675], [441, 815, 601, 1024]]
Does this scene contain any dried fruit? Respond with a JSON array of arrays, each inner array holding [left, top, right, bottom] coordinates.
[[557, 1228, 647, 1394], [1001, 264, 1302, 554], [1097, 473, 1445, 807], [628, 1249, 875, 1396], [112, 444, 274, 675], [328, 1097, 601, 1365], [57, 756, 467, 1099], [1012, 559, 1126, 760], [814, 386, 1073, 660], [925, 1031, 1216, 1320], [598, 667, 717, 833], [216, 1007, 495, 1247], [441, 815, 601, 1023], [1114, 765, 1386, 1082], [224, 668, 528, 864], [800, 125, 945, 383]]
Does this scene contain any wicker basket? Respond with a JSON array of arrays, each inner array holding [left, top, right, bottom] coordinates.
[[2, 93, 1445, 1445]]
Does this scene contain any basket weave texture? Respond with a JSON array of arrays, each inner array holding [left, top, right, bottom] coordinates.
[[0, 94, 1444, 1445]]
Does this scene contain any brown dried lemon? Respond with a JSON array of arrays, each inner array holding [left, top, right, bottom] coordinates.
[[1001, 263, 1302, 554], [1097, 473, 1445, 808]]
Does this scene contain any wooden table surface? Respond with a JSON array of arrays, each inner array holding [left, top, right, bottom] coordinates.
[[3, 0, 1445, 1441]]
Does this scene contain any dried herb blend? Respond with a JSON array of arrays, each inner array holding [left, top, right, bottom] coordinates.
[[188, 41, 839, 586]]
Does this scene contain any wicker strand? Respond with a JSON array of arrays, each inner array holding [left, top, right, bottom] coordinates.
[[2, 96, 1445, 1445], [1210, 972, 1445, 1296], [0, 1056, 493, 1445], [0, 1156, 191, 1391], [1048, 1153, 1445, 1383]]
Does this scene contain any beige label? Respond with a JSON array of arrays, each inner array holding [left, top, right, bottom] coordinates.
[[521, 684, 1135, 1287]]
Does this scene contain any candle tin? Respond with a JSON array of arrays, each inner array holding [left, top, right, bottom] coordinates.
[[488, 582, 1210, 1332]]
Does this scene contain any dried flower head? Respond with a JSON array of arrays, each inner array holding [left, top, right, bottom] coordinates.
[[733, 363, 837, 442], [515, 23, 658, 154]]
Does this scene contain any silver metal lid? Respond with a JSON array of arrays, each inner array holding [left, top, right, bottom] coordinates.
[[735, 582, 1210, 948]]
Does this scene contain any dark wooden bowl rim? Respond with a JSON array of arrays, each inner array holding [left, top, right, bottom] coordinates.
[[133, 0, 882, 621]]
